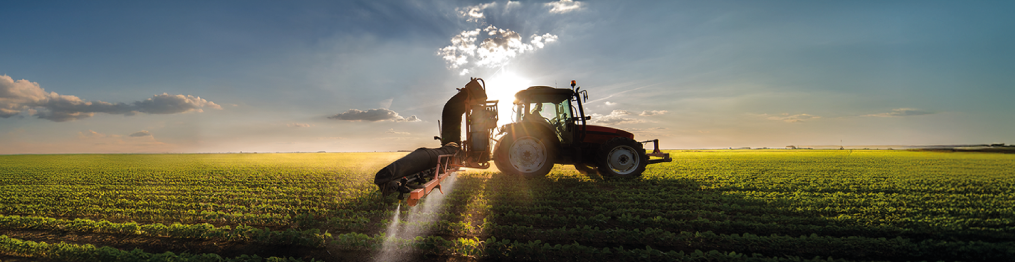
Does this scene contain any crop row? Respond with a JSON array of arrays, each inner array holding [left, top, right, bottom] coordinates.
[[0, 235, 313, 262], [482, 223, 1015, 261], [0, 204, 295, 226], [331, 232, 852, 262], [0, 215, 330, 247]]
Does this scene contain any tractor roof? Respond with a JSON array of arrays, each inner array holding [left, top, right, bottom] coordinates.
[[514, 86, 574, 103]]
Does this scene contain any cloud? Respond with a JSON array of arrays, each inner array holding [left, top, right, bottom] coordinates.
[[129, 130, 152, 137], [545, 0, 584, 13], [438, 19, 557, 74], [386, 128, 411, 135], [328, 108, 420, 122], [755, 113, 821, 123], [590, 110, 643, 125], [287, 123, 312, 128], [1, 75, 221, 122], [457, 2, 497, 22], [639, 110, 668, 116], [604, 101, 616, 106], [862, 108, 934, 117]]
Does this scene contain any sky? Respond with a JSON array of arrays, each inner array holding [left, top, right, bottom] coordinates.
[[1, 0, 1013, 154]]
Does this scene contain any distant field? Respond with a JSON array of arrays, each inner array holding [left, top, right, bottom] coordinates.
[[1, 150, 1013, 261]]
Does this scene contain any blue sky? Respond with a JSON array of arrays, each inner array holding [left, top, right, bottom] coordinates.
[[1, 0, 1013, 153]]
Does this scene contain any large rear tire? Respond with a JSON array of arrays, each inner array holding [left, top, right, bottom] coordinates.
[[494, 131, 556, 178], [596, 138, 648, 179]]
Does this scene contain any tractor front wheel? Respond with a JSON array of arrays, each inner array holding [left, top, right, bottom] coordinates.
[[596, 138, 648, 179], [494, 132, 556, 178]]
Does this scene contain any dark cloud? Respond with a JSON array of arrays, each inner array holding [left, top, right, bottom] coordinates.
[[863, 108, 934, 117], [129, 130, 152, 137], [328, 108, 420, 122], [1, 75, 221, 122]]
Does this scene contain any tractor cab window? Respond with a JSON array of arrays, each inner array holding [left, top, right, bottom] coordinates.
[[532, 102, 555, 120], [519, 100, 572, 144], [552, 100, 572, 131], [525, 102, 571, 129]]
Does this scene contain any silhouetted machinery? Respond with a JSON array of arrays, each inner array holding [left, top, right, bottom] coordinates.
[[374, 78, 671, 206]]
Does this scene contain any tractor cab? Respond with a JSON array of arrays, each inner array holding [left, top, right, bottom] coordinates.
[[510, 84, 636, 150], [511, 86, 580, 146]]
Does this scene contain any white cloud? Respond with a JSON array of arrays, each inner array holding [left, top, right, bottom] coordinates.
[[437, 20, 558, 72], [403, 115, 421, 122], [0, 75, 221, 122], [590, 110, 643, 125], [755, 113, 821, 123], [437, 29, 481, 69], [530, 33, 558, 48], [639, 110, 668, 116], [287, 123, 312, 128], [457, 2, 497, 22], [862, 108, 934, 117], [604, 101, 616, 106], [328, 108, 420, 122], [545, 0, 584, 14]]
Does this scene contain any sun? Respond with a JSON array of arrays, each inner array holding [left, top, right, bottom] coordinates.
[[483, 71, 532, 127]]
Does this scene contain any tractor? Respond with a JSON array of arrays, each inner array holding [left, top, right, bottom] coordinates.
[[492, 80, 671, 178], [374, 78, 671, 205]]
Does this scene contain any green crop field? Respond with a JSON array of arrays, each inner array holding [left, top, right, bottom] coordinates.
[[1, 150, 1013, 261]]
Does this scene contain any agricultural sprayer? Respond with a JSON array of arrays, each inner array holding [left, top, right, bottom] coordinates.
[[374, 78, 671, 206]]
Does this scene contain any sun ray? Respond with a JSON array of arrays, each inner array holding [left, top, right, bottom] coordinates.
[[483, 71, 531, 128]]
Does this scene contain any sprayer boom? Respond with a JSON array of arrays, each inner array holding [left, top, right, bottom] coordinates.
[[406, 153, 459, 206]]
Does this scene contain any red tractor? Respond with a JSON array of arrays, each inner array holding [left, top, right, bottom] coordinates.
[[491, 80, 671, 178], [375, 78, 670, 205]]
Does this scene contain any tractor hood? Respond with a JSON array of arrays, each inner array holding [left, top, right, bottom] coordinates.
[[582, 125, 634, 144]]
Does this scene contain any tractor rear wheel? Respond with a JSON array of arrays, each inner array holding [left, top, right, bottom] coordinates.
[[494, 131, 556, 178], [596, 138, 648, 179]]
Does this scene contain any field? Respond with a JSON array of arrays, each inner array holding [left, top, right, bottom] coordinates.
[[1, 150, 1013, 261]]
